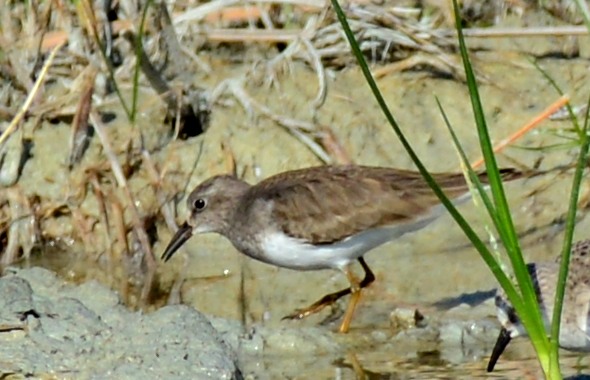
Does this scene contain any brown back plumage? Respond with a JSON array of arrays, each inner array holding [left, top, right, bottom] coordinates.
[[243, 165, 521, 244]]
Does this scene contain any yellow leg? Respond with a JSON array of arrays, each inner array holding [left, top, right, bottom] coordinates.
[[338, 265, 362, 333], [281, 288, 350, 321], [282, 257, 375, 331]]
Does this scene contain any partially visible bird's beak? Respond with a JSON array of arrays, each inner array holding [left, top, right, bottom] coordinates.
[[161, 222, 193, 262], [487, 327, 512, 372]]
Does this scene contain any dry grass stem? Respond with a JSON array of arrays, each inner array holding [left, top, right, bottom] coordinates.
[[0, 41, 65, 147], [221, 141, 238, 177], [69, 66, 97, 169], [318, 127, 352, 165], [1, 188, 35, 267], [445, 25, 589, 38], [471, 95, 571, 169], [111, 197, 131, 302], [222, 79, 332, 163], [87, 171, 112, 260], [90, 112, 156, 305], [141, 149, 178, 233]]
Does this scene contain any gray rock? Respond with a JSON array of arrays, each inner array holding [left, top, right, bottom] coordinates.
[[0, 267, 242, 380], [0, 276, 34, 325]]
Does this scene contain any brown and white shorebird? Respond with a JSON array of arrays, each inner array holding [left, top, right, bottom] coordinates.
[[161, 165, 523, 333], [487, 239, 590, 372]]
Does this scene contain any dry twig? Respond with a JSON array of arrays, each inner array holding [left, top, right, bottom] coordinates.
[[90, 111, 156, 305]]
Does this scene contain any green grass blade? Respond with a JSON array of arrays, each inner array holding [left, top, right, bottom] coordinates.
[[435, 97, 525, 311], [452, 0, 517, 250], [435, 97, 497, 222], [573, 0, 590, 32], [130, 0, 154, 123], [530, 59, 581, 137], [550, 94, 590, 361], [451, 0, 554, 373]]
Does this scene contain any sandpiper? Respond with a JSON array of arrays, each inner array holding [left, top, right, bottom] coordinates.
[[162, 165, 523, 333], [487, 239, 590, 372]]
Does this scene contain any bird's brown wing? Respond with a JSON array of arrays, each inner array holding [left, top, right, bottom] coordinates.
[[246, 165, 520, 244]]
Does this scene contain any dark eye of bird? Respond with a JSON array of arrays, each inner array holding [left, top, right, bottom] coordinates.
[[194, 198, 206, 211]]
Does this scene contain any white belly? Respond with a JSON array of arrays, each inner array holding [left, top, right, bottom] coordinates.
[[258, 225, 408, 271]]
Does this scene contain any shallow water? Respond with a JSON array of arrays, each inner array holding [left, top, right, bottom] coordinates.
[[21, 245, 590, 379], [238, 333, 590, 379]]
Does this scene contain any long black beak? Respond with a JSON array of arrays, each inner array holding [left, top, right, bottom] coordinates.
[[487, 327, 512, 372], [161, 222, 193, 262]]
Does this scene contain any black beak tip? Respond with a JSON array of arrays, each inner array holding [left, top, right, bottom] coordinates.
[[161, 250, 173, 262], [487, 327, 512, 373], [160, 222, 193, 262]]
